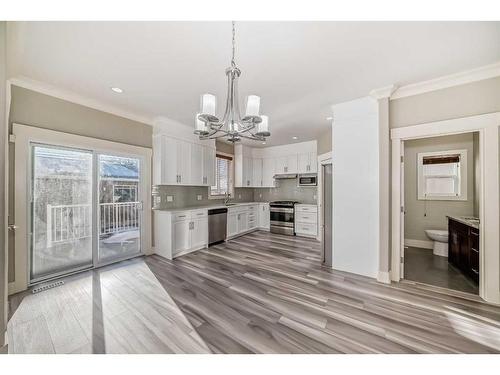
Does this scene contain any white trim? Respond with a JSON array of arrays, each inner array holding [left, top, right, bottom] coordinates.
[[391, 61, 500, 100], [318, 151, 332, 164], [391, 112, 500, 305], [370, 84, 398, 100], [377, 271, 391, 284], [404, 238, 434, 250], [317, 153, 332, 243], [8, 76, 155, 126], [10, 124, 152, 295]]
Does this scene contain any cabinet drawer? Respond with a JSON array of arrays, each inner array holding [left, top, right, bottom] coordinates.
[[295, 205, 318, 213], [191, 209, 208, 218], [173, 212, 190, 222], [295, 223, 317, 236], [296, 212, 317, 224]]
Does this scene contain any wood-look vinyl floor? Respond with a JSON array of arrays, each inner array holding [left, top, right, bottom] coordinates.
[[7, 260, 210, 354], [145, 231, 500, 354]]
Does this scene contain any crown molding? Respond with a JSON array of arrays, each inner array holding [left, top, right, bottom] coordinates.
[[391, 61, 500, 100], [7, 76, 155, 126], [370, 84, 398, 100]]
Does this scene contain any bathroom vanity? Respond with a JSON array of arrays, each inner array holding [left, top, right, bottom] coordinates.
[[448, 216, 479, 284]]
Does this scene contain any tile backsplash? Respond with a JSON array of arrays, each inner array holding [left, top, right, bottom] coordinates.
[[253, 178, 317, 204], [153, 178, 317, 209]]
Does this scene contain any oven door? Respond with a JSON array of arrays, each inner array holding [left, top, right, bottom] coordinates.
[[270, 208, 294, 227]]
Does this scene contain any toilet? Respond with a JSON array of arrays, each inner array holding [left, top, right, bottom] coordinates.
[[425, 229, 449, 257]]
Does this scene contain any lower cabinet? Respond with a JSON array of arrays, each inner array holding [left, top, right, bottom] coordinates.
[[155, 209, 208, 259], [259, 203, 270, 230], [295, 204, 318, 238], [448, 218, 479, 283], [227, 204, 270, 239]]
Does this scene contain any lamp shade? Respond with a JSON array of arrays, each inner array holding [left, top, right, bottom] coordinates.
[[200, 94, 216, 116], [194, 113, 209, 135], [245, 95, 260, 117], [256, 115, 270, 137]]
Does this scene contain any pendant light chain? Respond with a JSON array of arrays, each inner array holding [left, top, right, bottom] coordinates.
[[231, 21, 236, 67]]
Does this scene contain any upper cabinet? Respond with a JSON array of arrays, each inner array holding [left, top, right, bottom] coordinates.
[[234, 141, 317, 187], [298, 152, 317, 173], [153, 134, 216, 186]]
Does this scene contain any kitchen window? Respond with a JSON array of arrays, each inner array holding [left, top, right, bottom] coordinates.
[[210, 153, 233, 198], [417, 149, 467, 201]]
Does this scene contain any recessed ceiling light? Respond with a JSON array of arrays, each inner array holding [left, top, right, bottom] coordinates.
[[111, 87, 123, 93], [292, 136, 298, 140], [262, 142, 266, 145], [326, 116, 333, 121]]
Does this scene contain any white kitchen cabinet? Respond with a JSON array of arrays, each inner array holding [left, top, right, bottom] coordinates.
[[203, 146, 216, 186], [154, 209, 208, 259], [298, 152, 317, 174], [275, 155, 298, 174], [275, 156, 287, 174], [294, 204, 318, 238], [190, 143, 203, 185], [262, 157, 275, 187], [153, 134, 216, 186], [227, 212, 239, 237], [238, 212, 249, 233], [258, 203, 270, 230], [242, 156, 253, 187], [252, 158, 263, 187]]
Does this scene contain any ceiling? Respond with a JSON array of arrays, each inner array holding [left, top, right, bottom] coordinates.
[[6, 21, 500, 147]]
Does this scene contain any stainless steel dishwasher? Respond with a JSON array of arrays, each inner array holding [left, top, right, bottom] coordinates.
[[208, 208, 228, 246]]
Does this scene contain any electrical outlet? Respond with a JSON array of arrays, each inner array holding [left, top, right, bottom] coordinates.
[[166, 195, 174, 202], [154, 196, 161, 205], [259, 193, 262, 198], [197, 195, 202, 201], [238, 194, 241, 199], [313, 194, 317, 200]]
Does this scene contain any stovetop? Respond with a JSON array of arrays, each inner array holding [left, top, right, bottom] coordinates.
[[269, 200, 299, 208]]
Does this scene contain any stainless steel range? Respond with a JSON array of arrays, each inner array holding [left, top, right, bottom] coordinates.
[[270, 201, 298, 236]]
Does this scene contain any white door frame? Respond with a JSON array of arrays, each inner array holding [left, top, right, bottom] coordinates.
[[317, 152, 333, 262], [391, 112, 500, 304], [9, 123, 152, 294]]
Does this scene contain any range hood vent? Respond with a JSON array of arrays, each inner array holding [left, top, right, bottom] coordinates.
[[273, 173, 297, 180]]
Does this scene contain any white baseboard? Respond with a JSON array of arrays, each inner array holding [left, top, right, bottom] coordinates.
[[377, 271, 391, 284], [404, 238, 433, 250]]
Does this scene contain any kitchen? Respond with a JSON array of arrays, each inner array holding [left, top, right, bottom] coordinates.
[[152, 124, 322, 260]]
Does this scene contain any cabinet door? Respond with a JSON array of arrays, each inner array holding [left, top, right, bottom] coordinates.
[[287, 154, 298, 174], [243, 157, 253, 187], [448, 225, 460, 266], [177, 140, 191, 184], [190, 143, 204, 186], [308, 152, 317, 173], [276, 157, 287, 174], [297, 153, 309, 174], [163, 136, 179, 184], [191, 217, 208, 249], [262, 157, 275, 187], [203, 146, 216, 186], [227, 213, 239, 237], [259, 204, 270, 229], [172, 220, 191, 255], [238, 212, 248, 233], [252, 158, 263, 187]]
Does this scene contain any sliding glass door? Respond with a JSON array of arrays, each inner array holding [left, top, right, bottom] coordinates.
[[31, 144, 94, 281], [30, 144, 143, 283], [97, 154, 141, 263]]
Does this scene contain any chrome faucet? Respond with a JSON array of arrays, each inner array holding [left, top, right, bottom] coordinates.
[[224, 192, 231, 205]]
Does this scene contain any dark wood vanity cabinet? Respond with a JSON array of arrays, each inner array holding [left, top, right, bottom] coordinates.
[[448, 218, 479, 283]]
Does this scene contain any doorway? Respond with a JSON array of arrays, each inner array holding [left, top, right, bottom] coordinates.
[[401, 132, 480, 294], [11, 124, 152, 293], [321, 162, 333, 267]]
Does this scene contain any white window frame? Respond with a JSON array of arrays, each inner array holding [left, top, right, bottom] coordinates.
[[417, 149, 467, 201], [209, 151, 234, 199]]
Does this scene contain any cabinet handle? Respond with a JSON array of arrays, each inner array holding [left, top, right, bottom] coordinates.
[[471, 268, 479, 274], [471, 247, 479, 253], [471, 231, 479, 236]]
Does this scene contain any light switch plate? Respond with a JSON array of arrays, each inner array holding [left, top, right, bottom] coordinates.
[[238, 194, 241, 199], [197, 195, 202, 201], [166, 195, 174, 202]]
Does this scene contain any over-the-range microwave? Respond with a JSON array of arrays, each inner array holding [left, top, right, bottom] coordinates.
[[298, 174, 317, 186]]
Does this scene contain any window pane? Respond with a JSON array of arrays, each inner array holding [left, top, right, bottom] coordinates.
[[211, 157, 230, 196], [423, 163, 458, 176], [425, 177, 456, 195]]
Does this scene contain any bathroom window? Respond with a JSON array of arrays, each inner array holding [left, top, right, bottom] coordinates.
[[417, 149, 467, 201], [210, 153, 234, 198]]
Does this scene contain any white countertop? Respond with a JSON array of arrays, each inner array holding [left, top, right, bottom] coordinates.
[[154, 201, 267, 213], [447, 215, 480, 229]]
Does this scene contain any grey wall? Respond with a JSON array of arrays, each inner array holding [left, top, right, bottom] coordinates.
[[404, 133, 476, 242], [215, 140, 234, 155], [8, 86, 153, 283], [1, 21, 7, 348], [317, 127, 332, 155], [390, 77, 500, 129]]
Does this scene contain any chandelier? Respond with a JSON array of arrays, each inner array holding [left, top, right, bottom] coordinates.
[[194, 21, 270, 143]]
